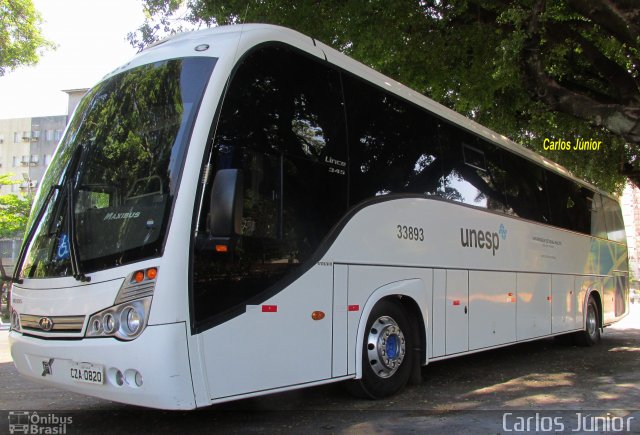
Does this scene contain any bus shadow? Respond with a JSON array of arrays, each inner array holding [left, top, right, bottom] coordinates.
[[416, 327, 640, 411]]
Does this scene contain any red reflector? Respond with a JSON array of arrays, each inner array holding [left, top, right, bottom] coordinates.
[[348, 305, 359, 312], [510, 297, 517, 303], [262, 305, 277, 312], [452, 300, 460, 306], [547, 296, 552, 301], [311, 311, 325, 321], [508, 292, 514, 297]]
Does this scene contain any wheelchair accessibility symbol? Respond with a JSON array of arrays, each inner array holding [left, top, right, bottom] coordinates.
[[56, 234, 70, 261]]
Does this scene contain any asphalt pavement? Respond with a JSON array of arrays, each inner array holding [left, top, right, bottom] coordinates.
[[1, 305, 639, 434]]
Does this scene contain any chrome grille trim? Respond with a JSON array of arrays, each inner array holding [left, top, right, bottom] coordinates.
[[20, 314, 85, 333]]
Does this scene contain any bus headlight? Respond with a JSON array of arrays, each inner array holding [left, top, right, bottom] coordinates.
[[86, 297, 151, 341], [123, 306, 142, 335], [103, 313, 117, 334]]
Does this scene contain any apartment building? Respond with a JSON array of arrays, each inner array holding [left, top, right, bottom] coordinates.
[[0, 115, 66, 195], [0, 89, 87, 196]]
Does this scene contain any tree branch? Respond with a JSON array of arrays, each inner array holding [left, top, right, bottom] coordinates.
[[523, 0, 640, 143], [545, 25, 639, 104], [566, 0, 639, 46]]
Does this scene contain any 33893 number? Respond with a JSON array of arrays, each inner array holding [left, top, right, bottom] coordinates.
[[396, 225, 424, 241]]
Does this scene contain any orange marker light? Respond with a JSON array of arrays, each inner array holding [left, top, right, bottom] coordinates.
[[146, 267, 158, 280], [215, 244, 228, 253], [133, 271, 144, 283], [311, 311, 325, 321]]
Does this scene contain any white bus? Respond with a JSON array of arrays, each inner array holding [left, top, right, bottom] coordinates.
[[6, 24, 629, 410]]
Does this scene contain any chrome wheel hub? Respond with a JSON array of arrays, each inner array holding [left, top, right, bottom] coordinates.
[[367, 316, 406, 378], [586, 304, 597, 336]]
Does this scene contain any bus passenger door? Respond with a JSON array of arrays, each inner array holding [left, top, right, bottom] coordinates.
[[446, 270, 468, 354]]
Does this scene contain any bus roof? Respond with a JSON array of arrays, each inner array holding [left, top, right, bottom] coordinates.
[[138, 23, 613, 199]]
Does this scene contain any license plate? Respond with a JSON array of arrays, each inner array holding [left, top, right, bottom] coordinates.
[[69, 362, 104, 385]]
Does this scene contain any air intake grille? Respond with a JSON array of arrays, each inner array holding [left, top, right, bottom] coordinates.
[[114, 281, 155, 305]]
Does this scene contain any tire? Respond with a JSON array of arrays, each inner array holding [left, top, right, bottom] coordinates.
[[575, 295, 601, 346], [346, 299, 413, 399]]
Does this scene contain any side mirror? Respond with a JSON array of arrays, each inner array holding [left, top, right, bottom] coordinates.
[[208, 169, 243, 237], [195, 169, 243, 254]]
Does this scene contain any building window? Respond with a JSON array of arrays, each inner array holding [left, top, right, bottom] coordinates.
[[31, 130, 40, 141], [54, 130, 63, 142], [45, 130, 53, 141], [12, 156, 18, 167], [13, 132, 20, 143], [44, 154, 52, 166]]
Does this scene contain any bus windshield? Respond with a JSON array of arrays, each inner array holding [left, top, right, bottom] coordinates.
[[19, 57, 216, 279]]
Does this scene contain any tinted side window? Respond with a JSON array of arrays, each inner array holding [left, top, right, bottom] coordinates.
[[591, 194, 608, 238], [438, 126, 508, 211], [500, 150, 551, 224], [545, 171, 594, 234], [602, 196, 626, 243], [342, 74, 442, 205], [193, 45, 348, 327]]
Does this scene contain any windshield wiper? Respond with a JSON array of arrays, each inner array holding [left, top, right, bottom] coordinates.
[[66, 178, 90, 282], [64, 145, 91, 283], [12, 144, 91, 283]]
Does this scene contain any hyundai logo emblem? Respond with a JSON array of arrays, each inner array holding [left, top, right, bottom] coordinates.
[[39, 317, 54, 332]]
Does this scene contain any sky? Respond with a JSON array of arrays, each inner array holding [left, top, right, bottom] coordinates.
[[0, 0, 148, 119]]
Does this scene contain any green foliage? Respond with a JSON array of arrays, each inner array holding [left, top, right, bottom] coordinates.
[[0, 0, 54, 76], [131, 0, 640, 194], [0, 174, 32, 239]]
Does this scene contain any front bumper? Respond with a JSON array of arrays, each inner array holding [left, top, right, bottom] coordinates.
[[9, 322, 195, 410]]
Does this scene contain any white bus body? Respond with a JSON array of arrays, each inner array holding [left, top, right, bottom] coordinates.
[[8, 25, 628, 409]]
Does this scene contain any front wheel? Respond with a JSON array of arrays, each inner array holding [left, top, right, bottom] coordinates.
[[346, 299, 413, 399], [575, 295, 601, 346]]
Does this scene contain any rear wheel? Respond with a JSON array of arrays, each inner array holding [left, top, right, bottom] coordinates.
[[346, 299, 413, 399], [575, 295, 601, 346]]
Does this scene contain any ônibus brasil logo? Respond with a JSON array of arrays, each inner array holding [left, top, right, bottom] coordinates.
[[460, 223, 508, 256]]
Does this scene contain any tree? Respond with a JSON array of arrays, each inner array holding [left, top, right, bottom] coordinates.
[[0, 0, 54, 76], [130, 0, 639, 193], [0, 174, 32, 239]]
